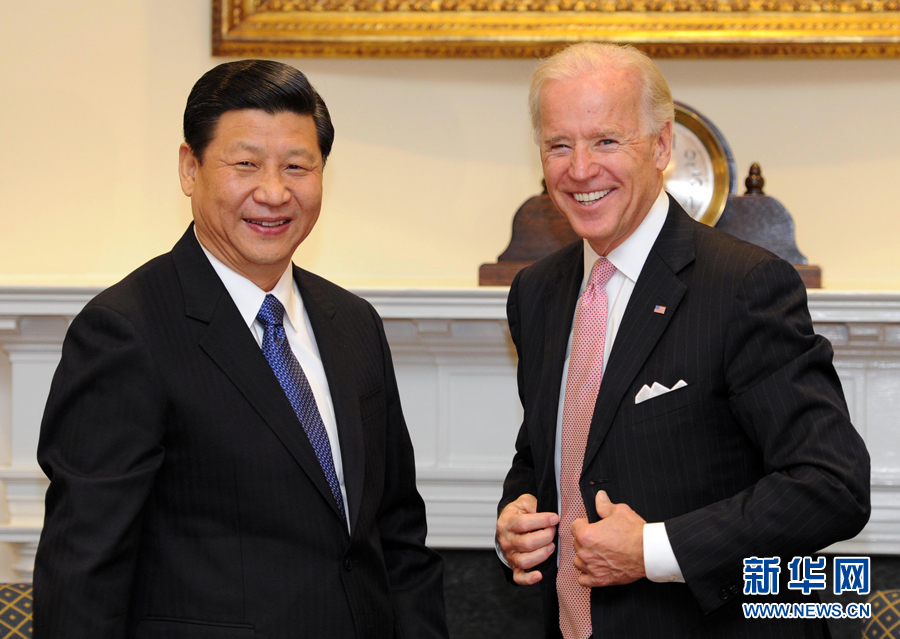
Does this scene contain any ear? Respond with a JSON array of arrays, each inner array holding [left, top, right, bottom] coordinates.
[[654, 120, 673, 172], [178, 143, 199, 197]]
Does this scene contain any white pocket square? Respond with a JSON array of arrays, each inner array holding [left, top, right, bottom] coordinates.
[[635, 379, 688, 404]]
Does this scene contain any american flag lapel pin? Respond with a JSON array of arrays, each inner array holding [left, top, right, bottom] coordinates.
[[654, 305, 667, 315]]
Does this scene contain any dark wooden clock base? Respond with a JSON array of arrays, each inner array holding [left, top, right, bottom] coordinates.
[[479, 168, 822, 289], [478, 262, 532, 287], [794, 265, 822, 289]]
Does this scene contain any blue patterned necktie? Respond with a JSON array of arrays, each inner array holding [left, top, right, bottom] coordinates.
[[256, 294, 346, 523]]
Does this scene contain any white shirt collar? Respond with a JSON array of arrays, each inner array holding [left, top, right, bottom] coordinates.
[[582, 188, 670, 284], [195, 230, 302, 333]]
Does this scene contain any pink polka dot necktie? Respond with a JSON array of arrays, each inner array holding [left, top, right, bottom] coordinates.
[[558, 257, 617, 639]]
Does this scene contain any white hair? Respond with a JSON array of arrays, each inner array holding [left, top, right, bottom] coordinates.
[[529, 43, 675, 142]]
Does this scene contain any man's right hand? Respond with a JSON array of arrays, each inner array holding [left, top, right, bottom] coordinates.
[[496, 494, 559, 585]]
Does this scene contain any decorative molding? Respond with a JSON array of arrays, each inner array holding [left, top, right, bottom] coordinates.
[[359, 288, 510, 321], [0, 286, 101, 320], [828, 480, 900, 556], [3, 286, 895, 321], [808, 291, 900, 324], [212, 0, 900, 58], [0, 468, 49, 525], [417, 468, 508, 547], [261, 0, 897, 12], [0, 469, 48, 582]]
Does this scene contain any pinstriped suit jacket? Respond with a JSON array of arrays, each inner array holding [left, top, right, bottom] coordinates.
[[35, 226, 447, 639], [500, 195, 870, 638]]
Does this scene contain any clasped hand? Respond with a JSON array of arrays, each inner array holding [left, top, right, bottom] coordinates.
[[571, 490, 647, 587], [496, 494, 558, 585], [497, 491, 647, 587]]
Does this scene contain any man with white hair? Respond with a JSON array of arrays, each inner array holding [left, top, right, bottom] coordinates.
[[496, 43, 869, 638]]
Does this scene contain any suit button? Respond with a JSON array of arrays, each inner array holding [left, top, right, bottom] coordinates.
[[719, 584, 740, 600], [344, 556, 354, 571]]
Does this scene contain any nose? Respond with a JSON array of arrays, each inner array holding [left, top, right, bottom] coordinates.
[[569, 145, 600, 182], [253, 168, 291, 207]]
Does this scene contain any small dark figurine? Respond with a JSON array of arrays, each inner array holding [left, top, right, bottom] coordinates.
[[716, 163, 821, 287]]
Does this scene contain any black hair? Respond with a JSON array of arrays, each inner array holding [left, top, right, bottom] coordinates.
[[183, 60, 334, 164]]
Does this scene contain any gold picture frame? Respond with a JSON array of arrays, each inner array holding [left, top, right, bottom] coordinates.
[[213, 0, 900, 58]]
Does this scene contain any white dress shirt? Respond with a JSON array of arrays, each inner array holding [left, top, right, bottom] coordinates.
[[552, 188, 684, 584], [198, 239, 351, 531], [498, 188, 684, 584]]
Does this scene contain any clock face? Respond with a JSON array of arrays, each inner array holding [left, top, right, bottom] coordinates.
[[664, 124, 716, 221], [663, 102, 737, 226]]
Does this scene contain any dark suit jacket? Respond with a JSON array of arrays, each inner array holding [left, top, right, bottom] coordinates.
[[35, 227, 447, 639], [500, 196, 870, 638]]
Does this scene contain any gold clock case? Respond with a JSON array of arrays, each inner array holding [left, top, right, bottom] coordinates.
[[672, 103, 735, 226]]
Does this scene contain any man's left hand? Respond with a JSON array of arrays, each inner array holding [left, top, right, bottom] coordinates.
[[571, 490, 647, 587]]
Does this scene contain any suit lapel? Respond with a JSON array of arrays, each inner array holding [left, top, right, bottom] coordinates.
[[293, 266, 366, 535], [171, 228, 348, 527], [537, 243, 584, 482], [582, 197, 696, 470]]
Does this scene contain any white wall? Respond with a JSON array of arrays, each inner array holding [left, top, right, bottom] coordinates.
[[1, 0, 899, 290]]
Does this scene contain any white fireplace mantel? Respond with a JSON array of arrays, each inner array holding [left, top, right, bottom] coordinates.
[[0, 286, 898, 581]]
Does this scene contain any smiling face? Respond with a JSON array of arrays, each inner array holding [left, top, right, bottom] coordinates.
[[539, 67, 672, 256], [179, 109, 324, 291]]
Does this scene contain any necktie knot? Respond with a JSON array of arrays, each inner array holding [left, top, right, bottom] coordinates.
[[581, 258, 617, 307], [589, 257, 617, 290], [257, 294, 286, 328]]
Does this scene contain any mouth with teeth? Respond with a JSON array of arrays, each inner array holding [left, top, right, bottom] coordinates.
[[572, 189, 612, 204], [245, 219, 289, 228]]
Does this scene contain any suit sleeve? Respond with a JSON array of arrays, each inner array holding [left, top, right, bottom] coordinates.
[[35, 304, 166, 638], [368, 304, 449, 639], [499, 271, 541, 516], [665, 257, 871, 614], [496, 272, 543, 581]]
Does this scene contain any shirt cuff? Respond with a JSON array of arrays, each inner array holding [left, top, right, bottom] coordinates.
[[643, 522, 685, 583], [495, 535, 512, 568]]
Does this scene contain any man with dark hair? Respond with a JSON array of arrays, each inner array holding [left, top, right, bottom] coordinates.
[[35, 60, 448, 639], [182, 60, 336, 166]]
